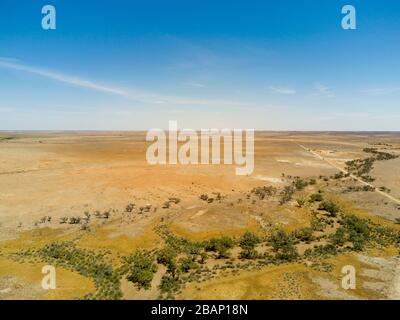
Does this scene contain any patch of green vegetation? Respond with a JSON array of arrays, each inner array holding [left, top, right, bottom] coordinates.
[[15, 241, 122, 300], [121, 249, 157, 290], [345, 185, 375, 193], [304, 244, 337, 258], [346, 148, 398, 182], [309, 193, 323, 202], [0, 136, 15, 141], [159, 274, 181, 299], [250, 186, 277, 200], [341, 215, 370, 251], [293, 227, 314, 243], [239, 232, 260, 259], [269, 230, 298, 262], [293, 177, 308, 191], [318, 201, 340, 217], [279, 185, 295, 205], [204, 236, 235, 259], [156, 246, 177, 266], [310, 214, 327, 231]]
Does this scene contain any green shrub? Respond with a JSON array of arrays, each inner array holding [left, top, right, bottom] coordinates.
[[204, 236, 234, 258], [309, 193, 323, 202], [239, 248, 259, 259], [122, 250, 157, 290], [330, 227, 347, 246], [293, 228, 314, 242], [342, 215, 369, 251], [269, 230, 298, 261], [239, 232, 260, 250], [156, 247, 177, 266], [318, 201, 340, 217], [179, 256, 197, 273], [293, 177, 308, 191], [159, 274, 181, 294], [279, 186, 295, 205]]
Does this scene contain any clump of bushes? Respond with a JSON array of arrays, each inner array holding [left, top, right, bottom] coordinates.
[[341, 215, 370, 251], [293, 177, 308, 191], [28, 242, 122, 300], [239, 232, 260, 259], [279, 185, 295, 205], [251, 186, 277, 200], [156, 247, 177, 266], [293, 228, 314, 243], [304, 244, 337, 258], [121, 250, 157, 290], [125, 203, 135, 212], [269, 230, 298, 261], [318, 201, 340, 217], [204, 236, 235, 258], [159, 274, 181, 298], [309, 193, 323, 202], [178, 256, 198, 273]]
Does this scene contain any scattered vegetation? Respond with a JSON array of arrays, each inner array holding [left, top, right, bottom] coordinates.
[[279, 185, 295, 205], [251, 186, 277, 200], [15, 242, 122, 300], [346, 148, 398, 182]]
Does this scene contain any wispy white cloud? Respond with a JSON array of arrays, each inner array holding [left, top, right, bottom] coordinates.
[[314, 83, 335, 98], [360, 87, 400, 95], [0, 58, 131, 97], [0, 58, 248, 108], [269, 86, 296, 95], [187, 81, 206, 88]]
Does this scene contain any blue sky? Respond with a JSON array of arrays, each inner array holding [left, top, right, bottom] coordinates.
[[0, 0, 399, 130]]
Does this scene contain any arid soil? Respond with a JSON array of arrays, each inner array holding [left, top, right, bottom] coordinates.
[[0, 132, 399, 300]]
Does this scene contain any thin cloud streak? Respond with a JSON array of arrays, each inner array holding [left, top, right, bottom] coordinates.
[[0, 59, 130, 97], [0, 58, 248, 108], [360, 88, 400, 95], [269, 86, 296, 94]]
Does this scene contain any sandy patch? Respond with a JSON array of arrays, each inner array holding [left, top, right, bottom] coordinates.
[[310, 276, 359, 300], [254, 175, 284, 184], [190, 209, 208, 219]]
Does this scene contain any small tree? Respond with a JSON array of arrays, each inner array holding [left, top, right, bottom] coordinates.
[[279, 186, 295, 205], [239, 232, 260, 260], [204, 236, 234, 258], [156, 247, 177, 266], [330, 227, 347, 246], [309, 193, 323, 202], [239, 232, 260, 250], [122, 250, 157, 290], [269, 229, 298, 261], [318, 201, 340, 217]]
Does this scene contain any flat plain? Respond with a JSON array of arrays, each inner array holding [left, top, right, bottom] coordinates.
[[0, 131, 399, 300]]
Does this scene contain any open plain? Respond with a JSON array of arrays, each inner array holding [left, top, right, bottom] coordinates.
[[0, 131, 399, 300]]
